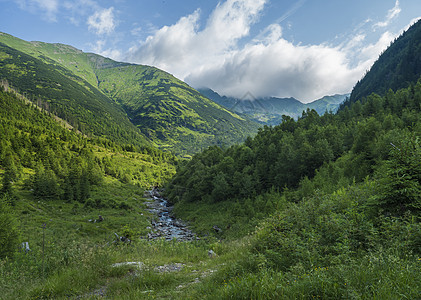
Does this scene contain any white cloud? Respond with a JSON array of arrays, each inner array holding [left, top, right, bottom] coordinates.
[[126, 0, 411, 102], [128, 0, 267, 77], [186, 34, 369, 102], [373, 0, 401, 30], [87, 7, 116, 35], [15, 0, 59, 22]]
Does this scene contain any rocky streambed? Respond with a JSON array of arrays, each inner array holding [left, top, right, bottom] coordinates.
[[143, 188, 198, 241]]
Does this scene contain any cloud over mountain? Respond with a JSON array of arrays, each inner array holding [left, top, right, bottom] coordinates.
[[127, 0, 401, 102]]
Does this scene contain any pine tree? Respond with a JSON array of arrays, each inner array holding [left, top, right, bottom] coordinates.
[[375, 135, 421, 215], [32, 164, 59, 199], [1, 154, 18, 196]]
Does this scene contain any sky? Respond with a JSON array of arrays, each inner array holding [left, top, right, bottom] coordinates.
[[1, 0, 421, 102]]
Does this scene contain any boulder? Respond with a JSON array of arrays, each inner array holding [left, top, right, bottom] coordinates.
[[21, 242, 30, 253]]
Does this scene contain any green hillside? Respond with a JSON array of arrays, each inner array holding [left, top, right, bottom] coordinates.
[[0, 32, 259, 155], [165, 77, 421, 299], [350, 19, 421, 102], [2, 18, 421, 299], [0, 32, 99, 87], [0, 86, 175, 191], [0, 42, 149, 147], [91, 55, 259, 154]]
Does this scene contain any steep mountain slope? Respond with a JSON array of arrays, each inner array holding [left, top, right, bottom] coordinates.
[[0, 42, 149, 147], [0, 32, 259, 155], [0, 32, 99, 87], [306, 94, 349, 114], [89, 54, 259, 154], [350, 19, 421, 102], [199, 88, 348, 125]]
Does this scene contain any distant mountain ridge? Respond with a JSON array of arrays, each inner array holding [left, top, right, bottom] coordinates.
[[0, 32, 259, 155], [198, 88, 348, 125]]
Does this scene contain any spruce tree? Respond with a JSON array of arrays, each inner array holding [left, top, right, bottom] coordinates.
[[1, 154, 17, 197]]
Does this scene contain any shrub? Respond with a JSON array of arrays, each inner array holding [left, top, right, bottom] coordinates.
[[0, 195, 20, 259]]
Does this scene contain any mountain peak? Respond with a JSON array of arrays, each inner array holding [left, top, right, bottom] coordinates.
[[0, 32, 259, 155], [199, 87, 348, 125]]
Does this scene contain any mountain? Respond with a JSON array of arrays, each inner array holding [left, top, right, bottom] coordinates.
[[198, 88, 348, 125], [0, 32, 259, 155], [0, 41, 148, 147], [3, 21, 421, 300], [350, 19, 421, 102], [306, 94, 350, 114], [165, 45, 421, 298]]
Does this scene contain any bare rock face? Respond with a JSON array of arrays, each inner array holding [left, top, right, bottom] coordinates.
[[208, 250, 217, 258]]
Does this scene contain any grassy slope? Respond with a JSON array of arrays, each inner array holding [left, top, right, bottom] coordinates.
[[0, 41, 150, 148], [0, 32, 260, 156], [0, 32, 98, 87], [91, 54, 259, 155]]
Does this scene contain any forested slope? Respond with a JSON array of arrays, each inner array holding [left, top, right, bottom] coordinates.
[[0, 42, 149, 147], [350, 19, 421, 102], [0, 32, 259, 155], [163, 77, 421, 300], [167, 80, 421, 221], [0, 86, 175, 205]]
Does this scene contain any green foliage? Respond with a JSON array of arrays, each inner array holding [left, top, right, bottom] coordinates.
[[373, 134, 421, 215], [0, 195, 20, 259], [0, 33, 259, 156], [0, 43, 150, 148], [350, 19, 421, 102], [32, 164, 59, 199], [0, 88, 175, 200], [1, 153, 18, 196]]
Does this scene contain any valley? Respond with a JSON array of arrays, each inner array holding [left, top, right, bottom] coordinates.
[[1, 18, 421, 299], [0, 32, 260, 156], [199, 87, 349, 125]]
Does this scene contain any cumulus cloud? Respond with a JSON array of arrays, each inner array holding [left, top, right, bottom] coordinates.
[[186, 32, 373, 102], [128, 0, 266, 78], [126, 0, 405, 102], [373, 0, 401, 30], [87, 7, 116, 35], [15, 0, 59, 22]]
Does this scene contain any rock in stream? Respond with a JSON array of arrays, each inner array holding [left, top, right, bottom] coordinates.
[[144, 188, 197, 241]]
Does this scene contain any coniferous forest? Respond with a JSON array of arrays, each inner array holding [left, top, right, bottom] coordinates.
[[1, 20, 421, 299]]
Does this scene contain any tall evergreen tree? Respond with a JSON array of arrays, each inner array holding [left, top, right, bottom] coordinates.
[[1, 154, 17, 197]]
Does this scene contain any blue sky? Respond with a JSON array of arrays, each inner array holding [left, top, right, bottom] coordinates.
[[1, 0, 420, 102]]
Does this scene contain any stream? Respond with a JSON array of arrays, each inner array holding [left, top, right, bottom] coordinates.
[[144, 188, 197, 241]]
